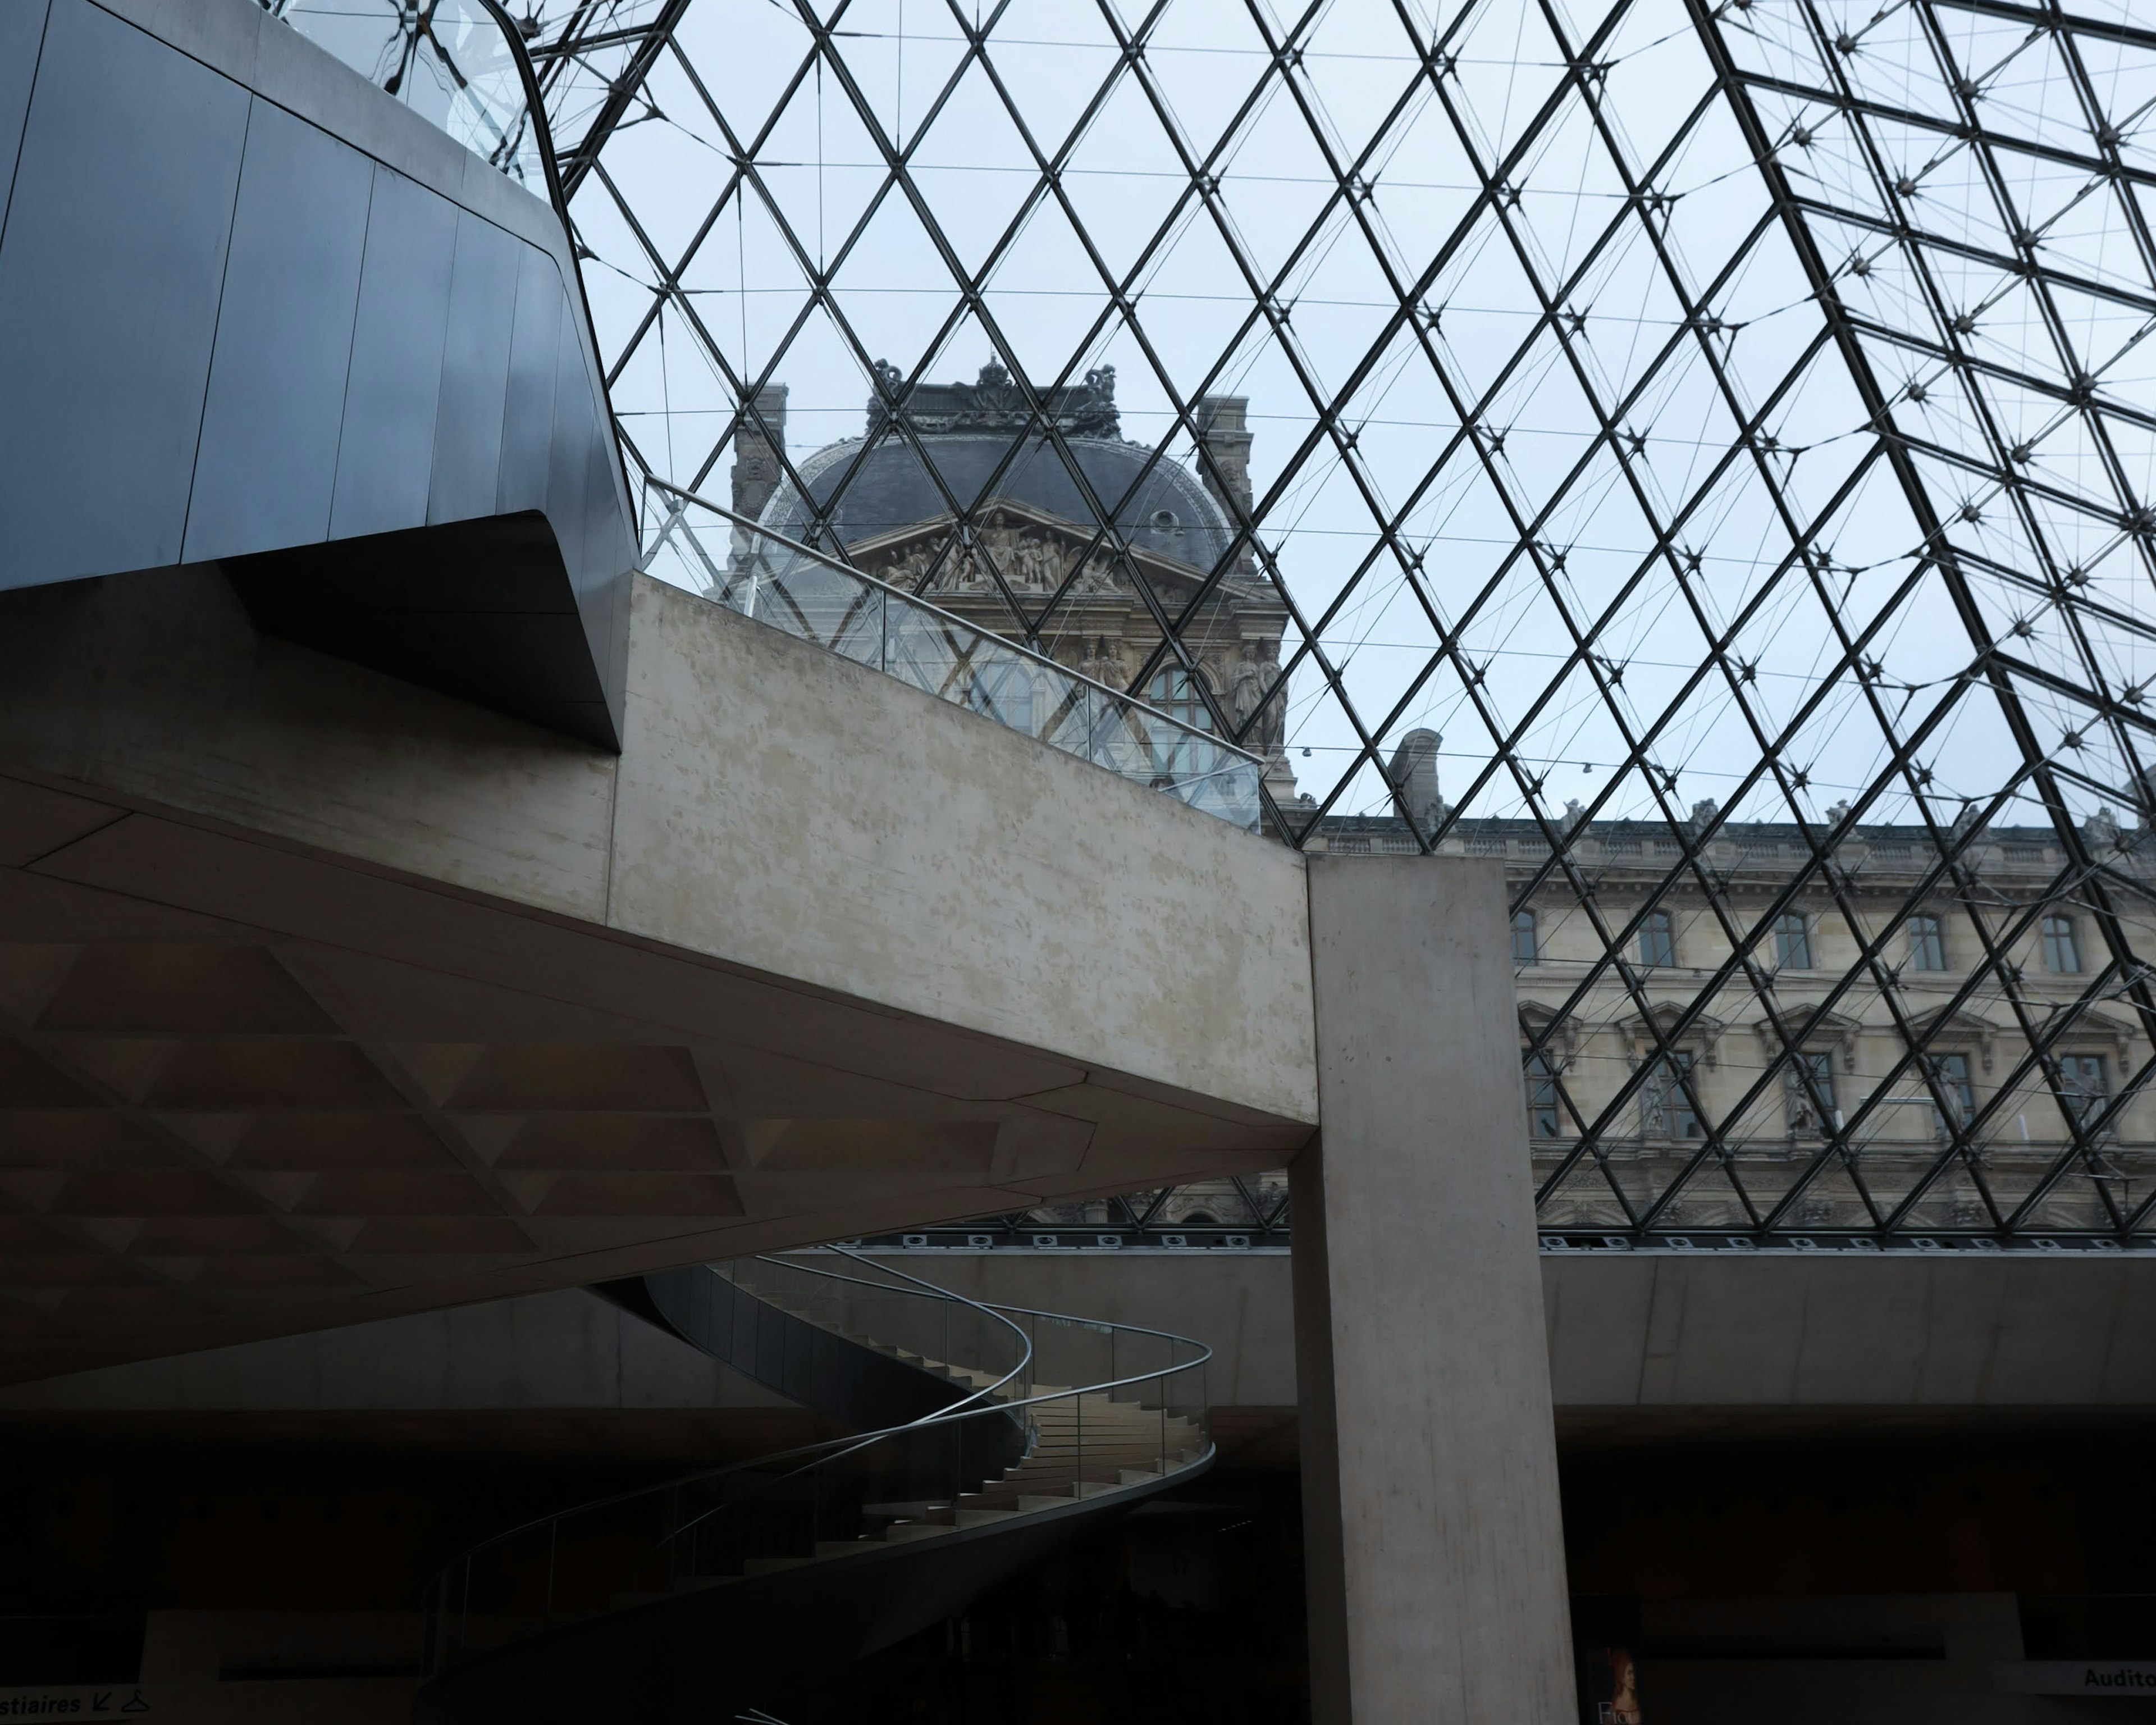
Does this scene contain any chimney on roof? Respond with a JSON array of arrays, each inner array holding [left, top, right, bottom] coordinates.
[[1194, 396, 1254, 522], [730, 384, 788, 522], [1386, 728, 1445, 830]]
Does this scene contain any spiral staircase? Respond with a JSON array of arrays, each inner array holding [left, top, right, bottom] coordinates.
[[414, 1252, 1214, 1724]]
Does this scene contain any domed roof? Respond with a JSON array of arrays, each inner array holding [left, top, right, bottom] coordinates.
[[755, 363, 1237, 573], [761, 435, 1236, 572]]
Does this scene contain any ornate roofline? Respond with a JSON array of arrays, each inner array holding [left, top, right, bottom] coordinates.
[[868, 359, 1120, 438]]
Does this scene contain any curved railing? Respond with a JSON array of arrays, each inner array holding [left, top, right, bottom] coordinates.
[[257, 2, 549, 189], [641, 481, 1267, 830], [418, 1251, 1212, 1687]]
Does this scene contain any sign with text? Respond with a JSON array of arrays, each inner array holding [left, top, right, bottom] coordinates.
[[0, 1690, 152, 1719], [1995, 1662, 2156, 1696]]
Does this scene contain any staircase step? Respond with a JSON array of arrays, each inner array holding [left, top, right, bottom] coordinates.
[[881, 1523, 954, 1544], [955, 1508, 1017, 1528], [743, 1557, 810, 1575]]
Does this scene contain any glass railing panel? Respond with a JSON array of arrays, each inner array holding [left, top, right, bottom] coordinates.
[[752, 554, 886, 668], [641, 482, 1262, 832], [882, 592, 972, 708], [421, 1251, 1216, 1687], [258, 0, 548, 190], [1035, 676, 1094, 764]]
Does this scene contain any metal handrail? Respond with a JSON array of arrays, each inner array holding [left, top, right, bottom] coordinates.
[[789, 1250, 1199, 1350], [420, 1249, 1213, 1677], [641, 477, 1266, 773], [423, 1252, 1036, 1570]]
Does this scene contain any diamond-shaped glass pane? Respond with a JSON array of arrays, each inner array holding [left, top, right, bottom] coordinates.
[[537, 0, 2156, 1248]]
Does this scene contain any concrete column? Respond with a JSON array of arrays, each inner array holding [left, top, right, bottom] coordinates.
[[1293, 855, 1575, 1724]]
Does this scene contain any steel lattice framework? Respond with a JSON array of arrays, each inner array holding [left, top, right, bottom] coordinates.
[[518, 0, 2156, 1249]]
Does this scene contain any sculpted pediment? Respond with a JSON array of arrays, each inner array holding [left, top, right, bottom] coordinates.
[[850, 498, 1212, 602]]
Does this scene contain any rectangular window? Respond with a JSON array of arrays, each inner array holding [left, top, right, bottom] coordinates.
[[1773, 910, 1812, 969], [1930, 1052, 1977, 1134], [1525, 1051, 1560, 1138], [2041, 914, 2081, 974], [1640, 1051, 1702, 1140], [1639, 909, 1676, 968], [1908, 913, 1946, 971], [1784, 1049, 1836, 1136], [1512, 908, 1539, 965], [2060, 1053, 2107, 1131]]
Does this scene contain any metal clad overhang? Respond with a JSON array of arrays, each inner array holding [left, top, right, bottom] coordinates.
[[0, 0, 634, 748]]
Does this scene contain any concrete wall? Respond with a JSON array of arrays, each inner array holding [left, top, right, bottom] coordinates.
[[13, 1247, 2156, 1416], [12, 1245, 2156, 1418], [1543, 1249, 2156, 1408], [1628, 1594, 2057, 1725], [0, 1288, 784, 1413], [1, 572, 1317, 1128], [609, 579, 1315, 1124]]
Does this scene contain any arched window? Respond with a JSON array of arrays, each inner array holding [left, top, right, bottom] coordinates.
[[1511, 908, 1539, 965], [1142, 667, 1214, 781], [1146, 667, 1212, 731]]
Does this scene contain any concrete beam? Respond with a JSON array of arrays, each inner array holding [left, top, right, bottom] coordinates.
[[17, 1244, 2156, 1423], [1292, 857, 1575, 1724], [0, 568, 1314, 1379]]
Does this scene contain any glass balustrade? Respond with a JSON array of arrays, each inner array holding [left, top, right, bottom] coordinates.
[[642, 483, 1264, 833], [257, 0, 548, 190], [420, 1251, 1211, 1680]]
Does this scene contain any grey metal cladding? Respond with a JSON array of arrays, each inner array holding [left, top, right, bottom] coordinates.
[[0, 0, 52, 235], [0, 0, 247, 590], [545, 308, 600, 587], [551, 365, 612, 692], [329, 161, 458, 542], [0, 0, 635, 749], [497, 249, 566, 519], [576, 416, 627, 690], [183, 97, 372, 565], [427, 209, 520, 527]]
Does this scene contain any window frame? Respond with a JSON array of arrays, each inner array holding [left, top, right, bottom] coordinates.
[[1512, 907, 1540, 965], [1929, 1051, 1978, 1138], [1525, 1049, 1561, 1138], [2057, 1051, 2108, 1133], [1782, 1048, 1837, 1138], [1908, 912, 1946, 972], [1638, 907, 1677, 969], [1773, 910, 1813, 970], [1639, 1049, 1704, 1142], [2040, 913, 2081, 975]]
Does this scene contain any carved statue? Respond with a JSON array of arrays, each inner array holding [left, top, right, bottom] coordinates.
[[1230, 640, 1263, 728]]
